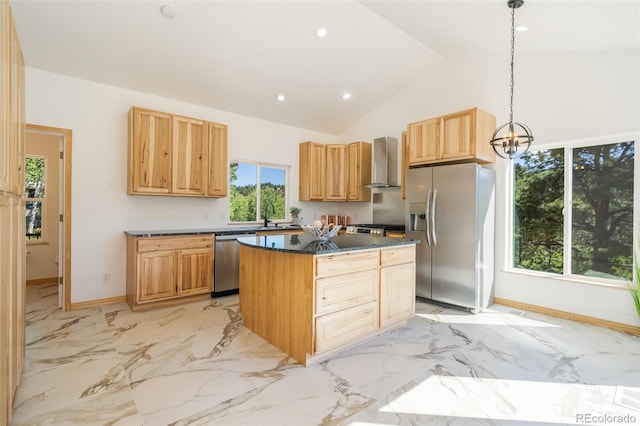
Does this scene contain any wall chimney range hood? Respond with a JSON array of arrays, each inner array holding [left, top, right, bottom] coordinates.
[[365, 136, 399, 188]]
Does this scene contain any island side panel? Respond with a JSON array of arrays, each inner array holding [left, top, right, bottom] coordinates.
[[239, 245, 314, 365]]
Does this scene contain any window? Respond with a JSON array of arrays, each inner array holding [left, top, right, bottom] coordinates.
[[25, 155, 46, 241], [229, 162, 287, 223], [513, 140, 634, 282]]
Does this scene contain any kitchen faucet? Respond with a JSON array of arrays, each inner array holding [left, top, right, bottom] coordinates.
[[263, 201, 276, 227]]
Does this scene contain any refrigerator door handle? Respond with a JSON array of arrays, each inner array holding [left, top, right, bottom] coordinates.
[[426, 189, 432, 246], [431, 189, 437, 246]]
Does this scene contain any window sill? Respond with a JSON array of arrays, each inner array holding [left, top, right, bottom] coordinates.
[[501, 267, 631, 291], [26, 240, 50, 246]]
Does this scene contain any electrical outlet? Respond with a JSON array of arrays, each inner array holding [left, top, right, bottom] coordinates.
[[202, 211, 209, 220], [102, 272, 110, 284]]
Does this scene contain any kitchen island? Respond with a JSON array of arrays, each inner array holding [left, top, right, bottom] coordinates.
[[238, 233, 417, 366]]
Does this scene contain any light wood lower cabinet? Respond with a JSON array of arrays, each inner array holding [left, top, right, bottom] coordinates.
[[239, 242, 416, 366], [315, 301, 378, 353], [380, 246, 416, 327], [313, 249, 379, 352], [126, 235, 213, 311]]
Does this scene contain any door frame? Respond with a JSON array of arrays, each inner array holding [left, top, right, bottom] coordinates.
[[25, 123, 72, 311]]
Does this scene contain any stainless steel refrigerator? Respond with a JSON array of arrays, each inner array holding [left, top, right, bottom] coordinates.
[[405, 163, 495, 312]]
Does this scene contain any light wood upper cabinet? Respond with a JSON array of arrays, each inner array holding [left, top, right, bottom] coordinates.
[[347, 141, 372, 202], [299, 141, 326, 201], [299, 141, 372, 202], [0, 7, 24, 196], [407, 107, 496, 166], [207, 122, 228, 197], [128, 106, 228, 197], [407, 117, 439, 165], [129, 107, 172, 194], [325, 144, 347, 200], [172, 115, 207, 196]]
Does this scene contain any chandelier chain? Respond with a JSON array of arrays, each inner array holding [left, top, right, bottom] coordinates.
[[509, 4, 516, 126]]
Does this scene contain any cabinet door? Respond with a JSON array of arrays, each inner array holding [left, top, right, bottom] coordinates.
[[299, 142, 325, 201], [0, 2, 9, 193], [129, 108, 172, 194], [137, 251, 177, 302], [172, 116, 206, 195], [8, 21, 24, 196], [325, 144, 347, 200], [207, 122, 228, 197], [380, 262, 416, 328], [178, 248, 213, 296], [347, 142, 371, 202], [441, 110, 473, 160], [407, 117, 440, 165]]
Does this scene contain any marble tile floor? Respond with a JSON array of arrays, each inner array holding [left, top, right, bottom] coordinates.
[[11, 283, 640, 426]]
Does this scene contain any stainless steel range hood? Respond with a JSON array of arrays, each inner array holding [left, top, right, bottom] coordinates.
[[365, 136, 399, 188]]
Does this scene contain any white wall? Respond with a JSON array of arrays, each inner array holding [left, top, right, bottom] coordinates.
[[25, 68, 370, 303], [340, 48, 640, 326]]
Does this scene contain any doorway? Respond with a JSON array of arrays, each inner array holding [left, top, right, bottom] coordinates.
[[25, 124, 72, 310]]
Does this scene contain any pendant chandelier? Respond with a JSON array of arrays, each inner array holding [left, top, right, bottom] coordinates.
[[490, 0, 534, 160]]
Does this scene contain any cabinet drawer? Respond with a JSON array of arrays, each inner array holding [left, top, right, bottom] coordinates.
[[380, 245, 415, 266], [315, 250, 377, 277], [137, 236, 213, 253], [315, 269, 377, 315], [315, 301, 378, 353]]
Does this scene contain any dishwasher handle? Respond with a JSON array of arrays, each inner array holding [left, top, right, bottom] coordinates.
[[216, 233, 256, 241]]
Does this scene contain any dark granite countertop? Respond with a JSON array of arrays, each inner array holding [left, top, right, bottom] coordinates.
[[124, 225, 302, 237], [237, 233, 418, 255]]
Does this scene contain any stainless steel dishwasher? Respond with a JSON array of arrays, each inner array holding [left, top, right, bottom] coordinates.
[[212, 232, 256, 297]]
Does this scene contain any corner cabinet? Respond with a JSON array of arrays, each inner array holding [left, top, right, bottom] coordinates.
[[128, 106, 228, 198], [126, 234, 214, 311], [299, 141, 371, 202], [407, 107, 496, 167]]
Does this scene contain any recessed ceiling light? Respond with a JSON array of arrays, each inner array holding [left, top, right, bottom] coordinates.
[[276, 94, 285, 102], [316, 27, 328, 38], [160, 4, 176, 19], [515, 25, 528, 32], [342, 92, 352, 100]]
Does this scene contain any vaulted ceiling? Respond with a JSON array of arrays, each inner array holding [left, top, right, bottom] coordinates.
[[10, 0, 639, 135]]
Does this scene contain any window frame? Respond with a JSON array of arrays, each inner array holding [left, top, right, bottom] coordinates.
[[24, 154, 47, 244], [507, 134, 638, 288], [228, 159, 290, 225]]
